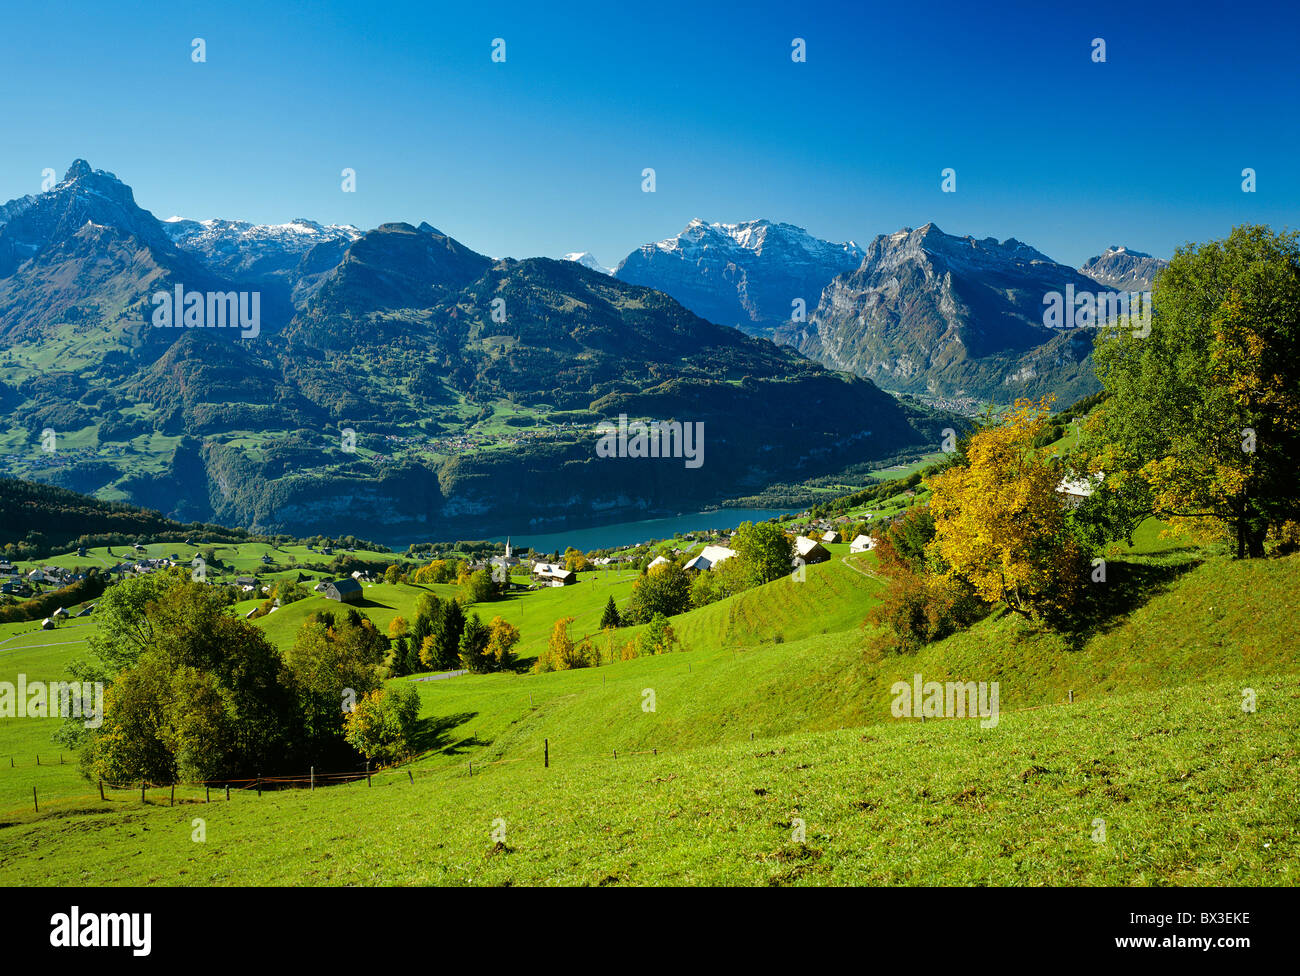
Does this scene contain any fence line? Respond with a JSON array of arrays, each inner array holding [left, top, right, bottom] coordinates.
[[1, 739, 675, 819], [3, 690, 1103, 818]]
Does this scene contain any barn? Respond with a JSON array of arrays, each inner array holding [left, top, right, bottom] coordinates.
[[323, 578, 364, 603]]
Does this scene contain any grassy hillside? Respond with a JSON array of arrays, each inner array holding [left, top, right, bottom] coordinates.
[[2, 524, 1297, 885], [0, 678, 1293, 885]]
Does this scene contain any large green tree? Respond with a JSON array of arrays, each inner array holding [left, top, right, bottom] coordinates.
[[283, 608, 389, 761], [627, 560, 691, 621], [82, 579, 298, 783], [731, 520, 794, 585], [1092, 225, 1300, 556]]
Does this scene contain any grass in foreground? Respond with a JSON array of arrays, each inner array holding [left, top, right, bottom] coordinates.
[[0, 678, 1293, 886]]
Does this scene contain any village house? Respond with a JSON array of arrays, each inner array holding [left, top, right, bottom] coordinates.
[[850, 534, 876, 554], [1056, 472, 1103, 508], [531, 562, 575, 587], [821, 530, 842, 544], [683, 545, 738, 572], [795, 537, 831, 564], [323, 578, 364, 603], [646, 555, 672, 572]]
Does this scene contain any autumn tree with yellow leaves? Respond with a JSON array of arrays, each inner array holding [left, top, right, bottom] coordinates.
[[927, 397, 1086, 619]]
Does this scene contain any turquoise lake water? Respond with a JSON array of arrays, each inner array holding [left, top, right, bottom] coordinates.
[[484, 508, 793, 554]]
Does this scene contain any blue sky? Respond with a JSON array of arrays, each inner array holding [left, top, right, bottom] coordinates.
[[1, 0, 1296, 268]]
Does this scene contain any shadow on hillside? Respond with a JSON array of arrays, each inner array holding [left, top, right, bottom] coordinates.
[[1065, 556, 1205, 645], [409, 711, 477, 754], [354, 598, 394, 610]]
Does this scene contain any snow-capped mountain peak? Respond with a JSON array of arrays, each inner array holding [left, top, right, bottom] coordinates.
[[562, 251, 613, 275], [614, 217, 866, 339], [162, 215, 362, 253], [1079, 245, 1167, 291]]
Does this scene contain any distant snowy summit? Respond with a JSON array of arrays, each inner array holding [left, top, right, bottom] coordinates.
[[629, 217, 862, 266], [562, 251, 613, 275], [1078, 246, 1168, 292], [161, 216, 363, 288], [614, 218, 864, 339], [163, 216, 361, 255]]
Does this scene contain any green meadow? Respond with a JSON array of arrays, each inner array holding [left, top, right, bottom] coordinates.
[[1, 520, 1297, 884]]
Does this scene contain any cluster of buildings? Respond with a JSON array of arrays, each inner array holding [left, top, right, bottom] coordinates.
[[1, 561, 85, 596]]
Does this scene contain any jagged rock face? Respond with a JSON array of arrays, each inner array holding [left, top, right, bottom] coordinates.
[[1079, 246, 1168, 291], [615, 218, 864, 339], [793, 223, 1107, 406], [0, 162, 225, 340], [0, 160, 181, 280]]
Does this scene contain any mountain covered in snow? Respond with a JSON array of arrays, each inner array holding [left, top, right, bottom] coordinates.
[[1078, 246, 1167, 292], [562, 252, 613, 275], [614, 218, 864, 339], [163, 216, 363, 296]]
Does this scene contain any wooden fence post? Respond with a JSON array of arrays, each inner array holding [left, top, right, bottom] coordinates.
[[99, 777, 105, 801], [257, 776, 262, 797], [613, 749, 617, 760], [407, 770, 413, 784], [170, 783, 175, 807], [226, 784, 230, 801], [35, 754, 39, 767], [205, 784, 210, 803], [467, 762, 472, 777], [366, 762, 371, 787], [544, 738, 549, 768], [141, 780, 145, 803], [33, 787, 38, 813], [1069, 689, 1074, 704], [310, 767, 315, 791]]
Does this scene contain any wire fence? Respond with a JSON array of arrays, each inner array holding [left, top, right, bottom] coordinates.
[[0, 736, 673, 821], [2, 686, 1094, 821]]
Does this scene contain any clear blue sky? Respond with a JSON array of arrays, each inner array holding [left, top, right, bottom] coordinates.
[[2, 0, 1296, 268]]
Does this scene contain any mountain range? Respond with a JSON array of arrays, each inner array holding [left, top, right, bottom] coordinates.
[[0, 162, 946, 540], [611, 219, 1167, 408]]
